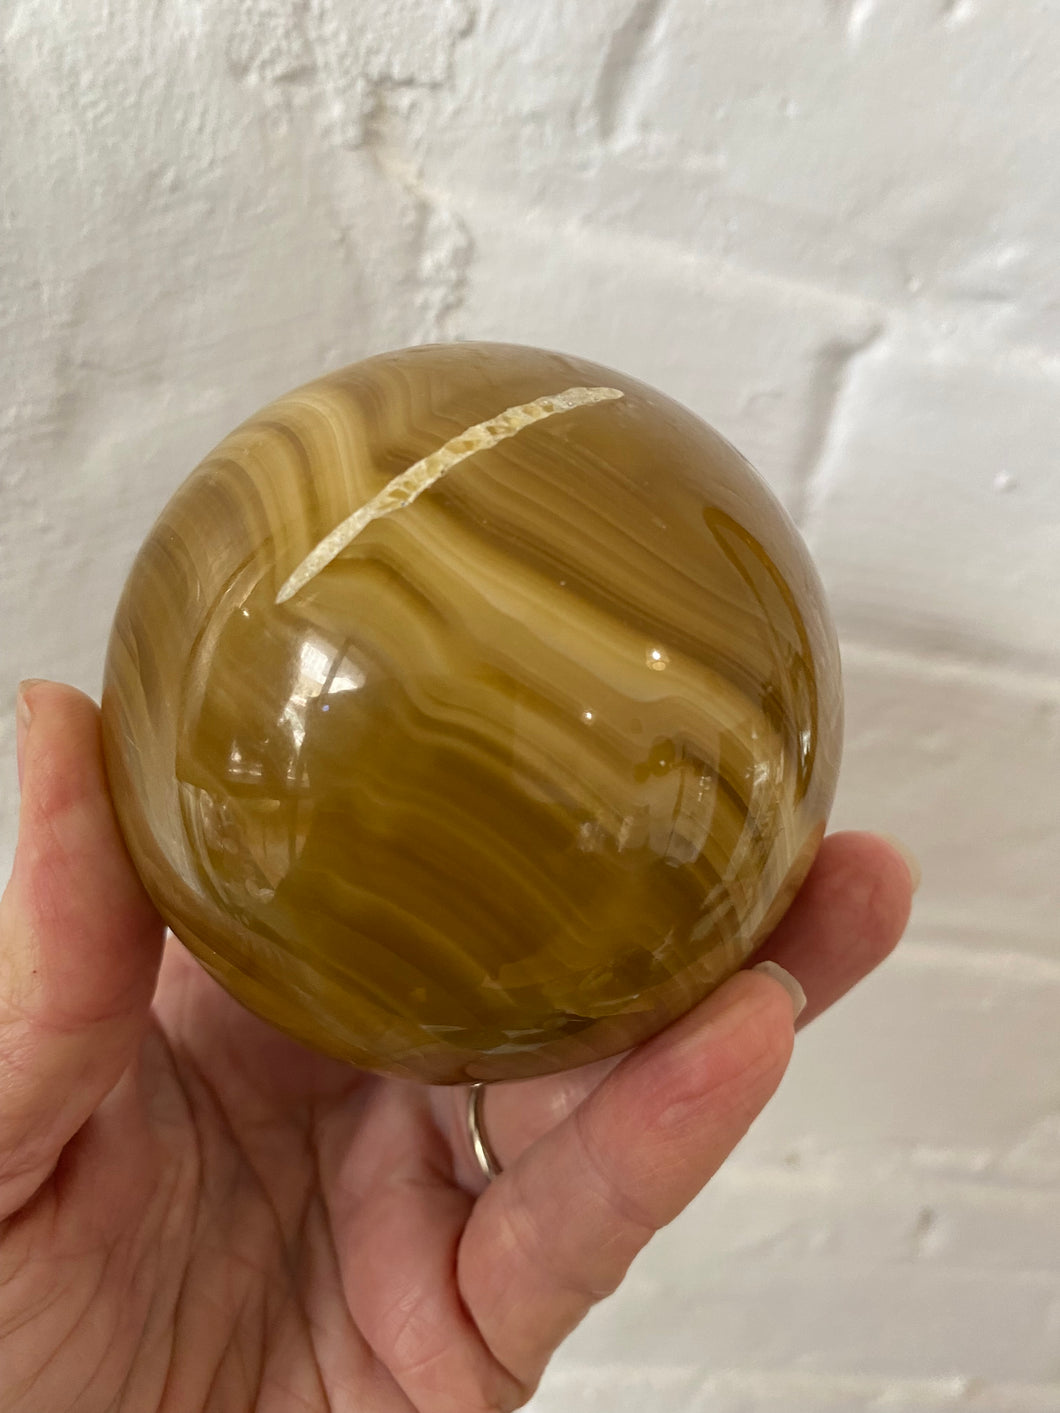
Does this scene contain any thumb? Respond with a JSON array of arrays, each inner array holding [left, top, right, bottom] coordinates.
[[0, 680, 164, 1218]]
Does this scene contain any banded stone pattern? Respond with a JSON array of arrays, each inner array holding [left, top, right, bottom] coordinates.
[[102, 342, 842, 1084]]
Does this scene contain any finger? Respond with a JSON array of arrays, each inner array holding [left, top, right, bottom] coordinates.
[[749, 829, 916, 1029], [0, 681, 164, 1216], [457, 968, 797, 1389]]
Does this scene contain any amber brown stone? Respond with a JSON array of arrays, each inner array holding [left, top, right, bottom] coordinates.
[[101, 342, 842, 1084]]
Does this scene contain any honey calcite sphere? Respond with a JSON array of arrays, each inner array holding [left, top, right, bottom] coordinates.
[[102, 341, 842, 1084]]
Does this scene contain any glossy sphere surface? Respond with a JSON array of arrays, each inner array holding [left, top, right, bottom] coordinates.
[[102, 342, 842, 1083]]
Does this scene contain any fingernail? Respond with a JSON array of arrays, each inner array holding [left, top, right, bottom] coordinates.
[[753, 961, 807, 1020], [878, 833, 922, 894], [16, 680, 42, 790]]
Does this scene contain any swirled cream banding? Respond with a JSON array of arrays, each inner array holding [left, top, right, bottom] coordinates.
[[276, 384, 625, 604]]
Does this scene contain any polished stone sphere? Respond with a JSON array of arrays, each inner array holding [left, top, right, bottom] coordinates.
[[101, 342, 842, 1084]]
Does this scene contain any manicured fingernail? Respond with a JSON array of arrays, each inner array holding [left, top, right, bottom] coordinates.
[[16, 680, 42, 791], [878, 833, 921, 894], [753, 961, 807, 1019]]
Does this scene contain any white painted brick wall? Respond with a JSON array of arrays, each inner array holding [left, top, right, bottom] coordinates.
[[2, 1, 1059, 1408], [805, 344, 1060, 676]]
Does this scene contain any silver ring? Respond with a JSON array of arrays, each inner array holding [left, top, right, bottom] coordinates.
[[466, 1081, 503, 1182]]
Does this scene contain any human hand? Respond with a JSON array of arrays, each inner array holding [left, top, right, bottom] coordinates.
[[0, 681, 914, 1412]]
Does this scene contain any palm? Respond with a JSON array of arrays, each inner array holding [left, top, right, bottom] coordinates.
[[0, 684, 914, 1412]]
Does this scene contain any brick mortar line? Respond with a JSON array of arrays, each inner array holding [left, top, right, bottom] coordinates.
[[886, 938, 1060, 986], [711, 1159, 1060, 1208], [543, 1364, 1060, 1404], [421, 183, 1060, 381], [838, 638, 1060, 701]]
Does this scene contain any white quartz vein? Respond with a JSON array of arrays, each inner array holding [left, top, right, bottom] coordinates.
[[275, 385, 624, 604]]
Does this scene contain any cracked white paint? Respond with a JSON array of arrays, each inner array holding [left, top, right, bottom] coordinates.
[[226, 0, 474, 145], [275, 385, 623, 603]]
